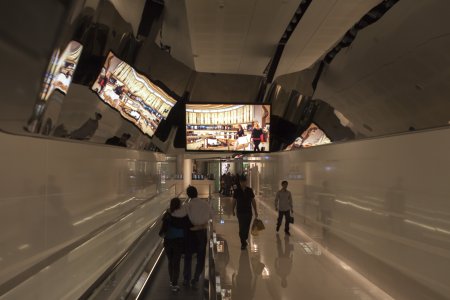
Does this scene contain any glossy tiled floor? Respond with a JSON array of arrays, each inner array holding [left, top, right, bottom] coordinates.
[[212, 194, 394, 300]]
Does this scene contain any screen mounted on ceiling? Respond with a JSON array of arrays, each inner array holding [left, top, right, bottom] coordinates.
[[185, 104, 271, 152], [285, 123, 331, 150], [91, 52, 177, 137], [40, 40, 83, 100]]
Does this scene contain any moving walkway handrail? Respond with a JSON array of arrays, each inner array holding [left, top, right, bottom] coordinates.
[[94, 195, 222, 300], [204, 213, 222, 299], [81, 188, 182, 299], [0, 185, 175, 298]]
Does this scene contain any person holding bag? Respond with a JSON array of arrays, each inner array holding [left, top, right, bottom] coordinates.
[[232, 175, 258, 250], [275, 181, 293, 236]]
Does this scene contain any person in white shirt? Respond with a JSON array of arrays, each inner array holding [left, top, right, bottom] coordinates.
[[275, 181, 293, 235], [183, 186, 214, 288]]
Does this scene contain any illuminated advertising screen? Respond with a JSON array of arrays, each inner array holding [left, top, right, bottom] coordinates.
[[91, 52, 177, 137], [186, 104, 271, 152], [40, 40, 83, 100], [285, 123, 331, 150]]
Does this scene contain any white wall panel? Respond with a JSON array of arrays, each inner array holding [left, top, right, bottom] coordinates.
[[260, 127, 450, 298], [0, 132, 173, 297]]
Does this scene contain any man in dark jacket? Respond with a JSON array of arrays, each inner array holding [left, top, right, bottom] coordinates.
[[232, 176, 258, 250]]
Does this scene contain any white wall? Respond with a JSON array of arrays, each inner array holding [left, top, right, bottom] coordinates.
[[0, 131, 174, 298], [263, 127, 450, 298]]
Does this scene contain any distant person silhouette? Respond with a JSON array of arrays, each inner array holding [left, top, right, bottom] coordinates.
[[275, 180, 293, 236], [105, 133, 131, 147], [70, 112, 102, 140]]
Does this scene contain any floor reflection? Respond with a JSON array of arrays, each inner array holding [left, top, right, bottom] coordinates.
[[275, 234, 293, 288], [232, 251, 256, 300]]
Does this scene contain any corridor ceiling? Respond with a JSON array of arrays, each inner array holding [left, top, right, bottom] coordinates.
[[160, 0, 382, 77]]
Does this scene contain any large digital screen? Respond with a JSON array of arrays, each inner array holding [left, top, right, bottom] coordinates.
[[91, 52, 177, 137], [186, 104, 270, 152], [285, 123, 331, 150], [40, 40, 83, 100]]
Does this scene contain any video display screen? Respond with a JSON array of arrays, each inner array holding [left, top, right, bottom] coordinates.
[[40, 40, 83, 100], [186, 104, 270, 152], [285, 123, 331, 150], [91, 52, 177, 137]]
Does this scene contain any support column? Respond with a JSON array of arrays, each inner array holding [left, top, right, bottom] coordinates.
[[183, 158, 192, 191], [176, 154, 184, 175]]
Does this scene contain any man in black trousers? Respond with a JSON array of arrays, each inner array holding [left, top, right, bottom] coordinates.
[[183, 186, 213, 288], [232, 176, 258, 250]]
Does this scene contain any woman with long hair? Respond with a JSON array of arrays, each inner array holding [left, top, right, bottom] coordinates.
[[236, 124, 245, 138], [159, 198, 192, 292]]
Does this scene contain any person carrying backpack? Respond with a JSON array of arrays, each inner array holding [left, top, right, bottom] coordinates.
[[159, 198, 192, 292]]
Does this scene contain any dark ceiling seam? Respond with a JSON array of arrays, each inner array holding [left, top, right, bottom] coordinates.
[[311, 0, 401, 96], [256, 0, 313, 102], [265, 0, 313, 83], [323, 0, 400, 65]]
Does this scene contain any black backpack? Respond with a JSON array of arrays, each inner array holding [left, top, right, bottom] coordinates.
[[159, 211, 171, 238]]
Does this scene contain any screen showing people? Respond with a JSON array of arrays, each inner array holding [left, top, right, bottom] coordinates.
[[186, 104, 270, 152], [40, 40, 83, 100], [285, 123, 331, 150], [91, 52, 177, 137]]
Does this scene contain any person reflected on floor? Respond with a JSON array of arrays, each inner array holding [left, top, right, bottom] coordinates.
[[215, 235, 230, 276], [275, 180, 293, 236], [105, 133, 131, 147], [385, 177, 406, 234], [183, 186, 214, 288], [159, 197, 192, 292], [275, 234, 293, 288], [250, 251, 266, 278], [69, 112, 102, 140], [221, 196, 233, 218], [318, 181, 335, 238], [232, 175, 258, 250], [232, 250, 256, 299]]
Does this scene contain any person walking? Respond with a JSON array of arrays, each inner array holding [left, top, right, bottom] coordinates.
[[159, 198, 192, 292], [232, 176, 258, 250], [184, 186, 214, 288], [275, 181, 293, 235]]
